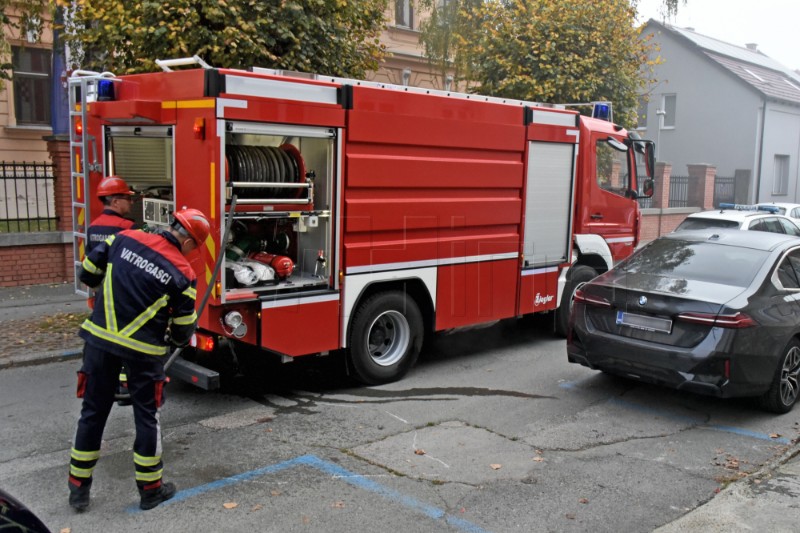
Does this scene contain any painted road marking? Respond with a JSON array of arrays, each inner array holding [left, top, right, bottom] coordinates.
[[559, 378, 792, 445], [127, 454, 491, 533]]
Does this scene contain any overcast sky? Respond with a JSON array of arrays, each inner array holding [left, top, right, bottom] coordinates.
[[635, 0, 800, 72]]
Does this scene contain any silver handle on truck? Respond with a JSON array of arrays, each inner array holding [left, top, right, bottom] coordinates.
[[155, 55, 212, 72]]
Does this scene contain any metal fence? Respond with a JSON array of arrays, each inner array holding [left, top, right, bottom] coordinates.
[[0, 162, 56, 232], [668, 176, 689, 207], [638, 175, 737, 210], [713, 176, 736, 207]]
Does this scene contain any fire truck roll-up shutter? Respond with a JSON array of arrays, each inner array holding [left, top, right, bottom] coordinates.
[[106, 126, 174, 186], [523, 141, 575, 267]]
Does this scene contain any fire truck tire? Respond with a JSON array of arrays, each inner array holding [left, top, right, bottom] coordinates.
[[556, 265, 598, 337], [349, 291, 423, 385]]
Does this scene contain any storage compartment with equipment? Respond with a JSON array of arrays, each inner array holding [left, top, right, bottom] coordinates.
[[221, 122, 336, 300]]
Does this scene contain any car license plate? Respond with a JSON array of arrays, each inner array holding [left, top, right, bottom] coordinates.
[[616, 311, 672, 333]]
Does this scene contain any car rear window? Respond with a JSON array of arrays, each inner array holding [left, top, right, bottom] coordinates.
[[675, 217, 740, 231], [620, 238, 769, 287]]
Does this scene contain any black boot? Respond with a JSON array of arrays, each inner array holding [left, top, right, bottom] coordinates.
[[68, 476, 91, 512], [138, 481, 176, 510]]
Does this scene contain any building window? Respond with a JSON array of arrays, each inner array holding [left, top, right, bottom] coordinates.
[[12, 46, 51, 126], [661, 94, 676, 129], [395, 0, 414, 29], [636, 97, 648, 130], [773, 154, 789, 196]]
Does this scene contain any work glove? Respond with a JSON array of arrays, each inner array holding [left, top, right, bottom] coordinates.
[[164, 330, 189, 350]]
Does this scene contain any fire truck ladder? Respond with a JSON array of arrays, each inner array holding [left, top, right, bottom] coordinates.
[[67, 71, 116, 296]]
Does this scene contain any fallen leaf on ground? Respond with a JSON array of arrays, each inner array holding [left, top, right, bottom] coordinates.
[[579, 498, 589, 504], [414, 449, 426, 455], [769, 433, 781, 439], [490, 463, 502, 470], [270, 490, 281, 496], [251, 504, 263, 511], [223, 502, 238, 509], [332, 501, 345, 508], [565, 513, 576, 520], [533, 457, 545, 463], [302, 516, 310, 524], [60, 529, 71, 533]]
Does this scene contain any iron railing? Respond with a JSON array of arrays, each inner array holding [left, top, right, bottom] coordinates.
[[668, 176, 689, 208], [0, 161, 56, 232], [713, 176, 736, 207]]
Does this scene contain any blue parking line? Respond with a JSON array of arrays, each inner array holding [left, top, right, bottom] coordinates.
[[127, 454, 491, 533], [608, 398, 792, 444]]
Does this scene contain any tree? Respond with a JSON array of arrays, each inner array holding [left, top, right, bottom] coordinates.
[[419, 0, 660, 128], [60, 0, 389, 78], [1, 0, 49, 82]]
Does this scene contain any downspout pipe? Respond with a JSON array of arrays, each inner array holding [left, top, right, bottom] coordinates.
[[754, 98, 767, 202]]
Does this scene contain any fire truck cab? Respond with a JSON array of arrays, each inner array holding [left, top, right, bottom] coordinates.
[[69, 58, 654, 388]]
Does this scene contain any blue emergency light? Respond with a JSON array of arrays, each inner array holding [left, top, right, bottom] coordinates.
[[97, 79, 115, 101], [592, 102, 611, 121], [718, 203, 780, 214]]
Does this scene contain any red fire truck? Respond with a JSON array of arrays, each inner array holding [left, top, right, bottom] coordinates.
[[69, 57, 654, 388]]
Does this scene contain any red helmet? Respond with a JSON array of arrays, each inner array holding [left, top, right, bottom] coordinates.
[[97, 176, 134, 198], [172, 208, 211, 245]]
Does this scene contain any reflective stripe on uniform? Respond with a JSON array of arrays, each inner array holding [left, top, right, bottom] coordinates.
[[172, 311, 197, 326], [82, 257, 103, 275], [183, 286, 197, 300], [134, 452, 162, 467], [81, 320, 168, 356], [69, 465, 95, 479], [103, 264, 117, 332], [135, 469, 163, 482], [119, 295, 169, 337], [71, 448, 101, 462]]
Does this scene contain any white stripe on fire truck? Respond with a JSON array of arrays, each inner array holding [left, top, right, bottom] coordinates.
[[261, 293, 340, 310], [521, 266, 559, 277], [605, 236, 635, 244], [225, 75, 339, 106], [345, 252, 519, 275], [529, 109, 577, 127]]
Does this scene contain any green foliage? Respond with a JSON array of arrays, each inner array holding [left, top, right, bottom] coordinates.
[[61, 0, 389, 77], [420, 0, 659, 128]]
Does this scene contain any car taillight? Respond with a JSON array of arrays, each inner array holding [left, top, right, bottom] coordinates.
[[573, 289, 611, 308], [675, 312, 756, 329]]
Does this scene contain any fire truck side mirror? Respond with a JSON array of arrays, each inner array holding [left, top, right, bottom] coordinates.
[[639, 178, 655, 199], [645, 141, 656, 178]]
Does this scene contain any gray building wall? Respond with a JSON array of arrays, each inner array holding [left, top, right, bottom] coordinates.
[[641, 25, 761, 189], [759, 103, 800, 202]]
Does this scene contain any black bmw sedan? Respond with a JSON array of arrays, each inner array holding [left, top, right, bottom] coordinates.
[[567, 230, 800, 413]]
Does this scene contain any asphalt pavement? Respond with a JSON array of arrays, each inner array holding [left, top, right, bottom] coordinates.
[[0, 282, 798, 532]]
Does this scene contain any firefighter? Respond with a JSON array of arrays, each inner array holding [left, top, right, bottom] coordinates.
[[68, 208, 211, 512], [86, 176, 137, 253], [86, 176, 138, 406]]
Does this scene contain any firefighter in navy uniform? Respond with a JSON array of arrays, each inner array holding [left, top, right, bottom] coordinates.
[[68, 208, 210, 512], [86, 176, 137, 253], [86, 176, 138, 406]]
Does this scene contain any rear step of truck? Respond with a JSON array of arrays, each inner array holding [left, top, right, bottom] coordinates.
[[167, 356, 220, 390]]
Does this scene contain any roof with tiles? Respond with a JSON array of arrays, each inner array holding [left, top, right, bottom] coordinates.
[[649, 20, 800, 105]]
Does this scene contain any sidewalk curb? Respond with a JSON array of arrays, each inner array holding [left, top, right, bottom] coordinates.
[[0, 348, 83, 370]]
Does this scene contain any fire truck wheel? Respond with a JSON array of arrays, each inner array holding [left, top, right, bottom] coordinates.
[[349, 291, 423, 385], [556, 265, 598, 337]]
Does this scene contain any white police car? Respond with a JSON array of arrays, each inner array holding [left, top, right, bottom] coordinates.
[[756, 202, 800, 220], [674, 203, 800, 236]]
